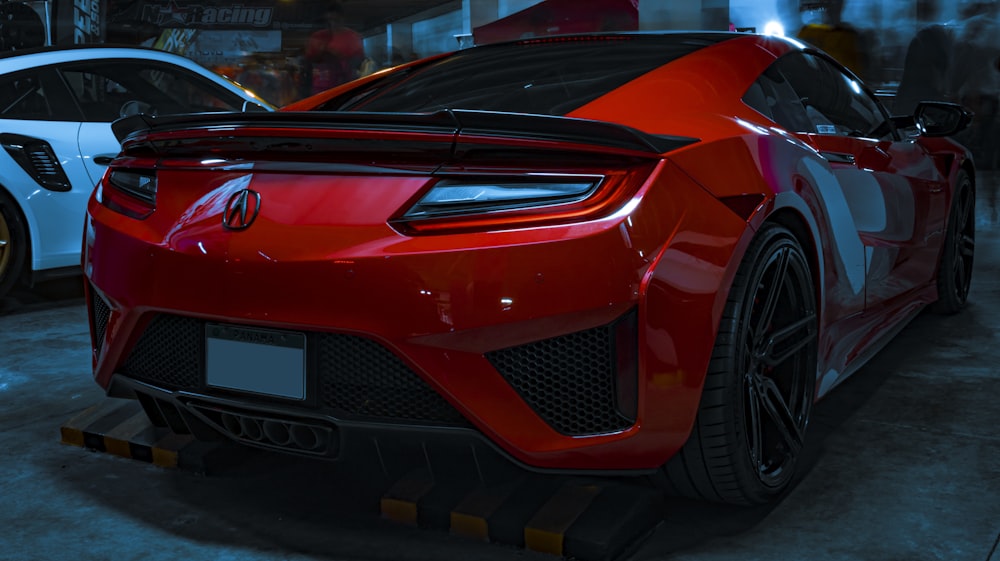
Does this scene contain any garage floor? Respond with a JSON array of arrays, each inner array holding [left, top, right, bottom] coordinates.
[[2, 173, 999, 561]]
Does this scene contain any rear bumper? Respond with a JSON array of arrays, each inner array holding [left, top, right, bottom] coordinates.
[[87, 283, 648, 470], [84, 158, 752, 471], [84, 200, 657, 470]]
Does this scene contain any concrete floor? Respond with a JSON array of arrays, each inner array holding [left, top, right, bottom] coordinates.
[[2, 174, 1000, 561]]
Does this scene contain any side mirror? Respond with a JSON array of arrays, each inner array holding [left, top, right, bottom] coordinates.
[[914, 101, 973, 137]]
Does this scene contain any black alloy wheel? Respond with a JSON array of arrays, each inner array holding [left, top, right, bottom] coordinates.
[[933, 170, 975, 314], [740, 231, 816, 492], [661, 222, 818, 505]]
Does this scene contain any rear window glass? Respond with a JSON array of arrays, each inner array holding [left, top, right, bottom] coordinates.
[[0, 73, 51, 119], [319, 34, 732, 115], [59, 60, 246, 121]]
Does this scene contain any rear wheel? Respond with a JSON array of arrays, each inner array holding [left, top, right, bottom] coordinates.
[[932, 170, 974, 314], [660, 223, 818, 505], [0, 189, 28, 299]]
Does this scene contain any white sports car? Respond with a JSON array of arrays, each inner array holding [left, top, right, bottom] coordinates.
[[0, 45, 273, 298]]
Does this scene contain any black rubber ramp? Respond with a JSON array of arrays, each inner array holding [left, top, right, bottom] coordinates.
[[60, 398, 237, 472], [381, 469, 664, 560], [61, 398, 664, 559]]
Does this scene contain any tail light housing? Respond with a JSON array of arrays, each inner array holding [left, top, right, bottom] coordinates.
[[98, 167, 157, 219], [390, 163, 657, 235], [401, 176, 600, 218]]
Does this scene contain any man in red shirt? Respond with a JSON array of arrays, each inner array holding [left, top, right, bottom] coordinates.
[[304, 2, 365, 95]]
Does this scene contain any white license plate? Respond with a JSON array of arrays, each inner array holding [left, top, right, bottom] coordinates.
[[205, 324, 306, 400]]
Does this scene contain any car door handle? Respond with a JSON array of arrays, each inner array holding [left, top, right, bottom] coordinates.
[[93, 156, 114, 165]]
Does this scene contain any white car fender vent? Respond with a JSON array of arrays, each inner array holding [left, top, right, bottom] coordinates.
[[0, 133, 71, 192]]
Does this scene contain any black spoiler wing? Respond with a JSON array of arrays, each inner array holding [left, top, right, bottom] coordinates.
[[112, 110, 698, 156]]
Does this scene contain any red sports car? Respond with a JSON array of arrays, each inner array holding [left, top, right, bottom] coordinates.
[[84, 32, 975, 505]]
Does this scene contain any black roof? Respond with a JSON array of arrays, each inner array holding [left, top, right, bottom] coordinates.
[[0, 43, 169, 61]]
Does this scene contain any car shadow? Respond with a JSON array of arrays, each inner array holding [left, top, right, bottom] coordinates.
[[0, 275, 84, 316]]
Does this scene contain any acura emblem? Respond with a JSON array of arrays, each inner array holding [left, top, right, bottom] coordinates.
[[223, 189, 261, 230]]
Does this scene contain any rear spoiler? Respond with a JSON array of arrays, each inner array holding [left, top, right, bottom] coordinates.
[[112, 109, 698, 156]]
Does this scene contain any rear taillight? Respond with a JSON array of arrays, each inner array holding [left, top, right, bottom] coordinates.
[[391, 164, 656, 235], [108, 170, 157, 203], [0, 133, 71, 192], [401, 176, 599, 219], [98, 169, 157, 219]]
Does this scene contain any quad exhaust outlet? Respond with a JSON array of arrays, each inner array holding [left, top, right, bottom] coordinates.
[[196, 405, 336, 456]]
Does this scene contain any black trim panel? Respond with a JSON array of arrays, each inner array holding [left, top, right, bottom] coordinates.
[[106, 374, 656, 477]]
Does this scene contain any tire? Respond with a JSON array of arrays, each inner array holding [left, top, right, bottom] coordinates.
[[659, 223, 818, 505], [932, 170, 974, 314], [0, 189, 28, 300]]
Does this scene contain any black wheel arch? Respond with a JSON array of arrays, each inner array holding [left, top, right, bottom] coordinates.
[[0, 181, 33, 278], [757, 207, 824, 332], [960, 160, 976, 196]]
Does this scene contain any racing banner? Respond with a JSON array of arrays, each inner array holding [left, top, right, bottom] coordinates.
[[49, 0, 102, 44]]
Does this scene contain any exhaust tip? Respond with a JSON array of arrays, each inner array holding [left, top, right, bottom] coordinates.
[[221, 413, 243, 437], [290, 424, 323, 451], [188, 403, 337, 456], [263, 420, 292, 446], [240, 417, 263, 441]]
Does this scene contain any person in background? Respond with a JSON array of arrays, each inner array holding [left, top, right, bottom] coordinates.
[[303, 2, 364, 95], [948, 1, 1000, 168], [892, 23, 954, 114], [235, 54, 281, 106], [895, 0, 1000, 168], [796, 0, 871, 80]]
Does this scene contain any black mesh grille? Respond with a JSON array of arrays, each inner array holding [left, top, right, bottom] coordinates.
[[89, 286, 111, 353], [486, 320, 633, 436], [317, 333, 468, 426], [121, 315, 202, 390], [119, 314, 468, 426]]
